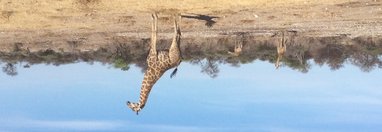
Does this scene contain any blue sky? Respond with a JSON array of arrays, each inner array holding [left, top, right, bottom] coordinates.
[[0, 61, 382, 132]]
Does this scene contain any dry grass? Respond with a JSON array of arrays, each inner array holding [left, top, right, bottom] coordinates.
[[240, 19, 255, 24], [0, 0, 378, 32], [100, 0, 342, 13]]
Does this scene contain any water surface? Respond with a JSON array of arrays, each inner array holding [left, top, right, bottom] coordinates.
[[1, 35, 382, 131]]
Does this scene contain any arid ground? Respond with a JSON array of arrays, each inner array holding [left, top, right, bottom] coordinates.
[[1, 0, 382, 52]]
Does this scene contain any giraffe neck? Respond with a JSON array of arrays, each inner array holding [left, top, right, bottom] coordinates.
[[137, 67, 164, 109]]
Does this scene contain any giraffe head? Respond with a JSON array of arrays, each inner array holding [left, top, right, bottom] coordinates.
[[126, 101, 142, 115]]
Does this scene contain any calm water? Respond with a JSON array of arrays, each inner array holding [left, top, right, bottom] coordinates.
[[1, 35, 382, 131], [1, 60, 382, 131]]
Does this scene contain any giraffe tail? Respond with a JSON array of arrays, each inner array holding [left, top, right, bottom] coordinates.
[[170, 68, 178, 78], [170, 60, 182, 78]]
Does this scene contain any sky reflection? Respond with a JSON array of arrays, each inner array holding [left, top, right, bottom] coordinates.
[[0, 61, 382, 132]]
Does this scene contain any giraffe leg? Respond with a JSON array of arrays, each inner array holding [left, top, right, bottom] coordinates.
[[150, 13, 158, 57], [275, 55, 282, 69], [147, 13, 158, 65], [169, 14, 182, 78], [170, 14, 181, 56], [174, 14, 181, 36]]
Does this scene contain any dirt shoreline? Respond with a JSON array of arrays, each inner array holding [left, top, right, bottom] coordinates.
[[1, 0, 382, 51]]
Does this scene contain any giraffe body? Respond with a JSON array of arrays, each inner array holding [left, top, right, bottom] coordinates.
[[127, 13, 181, 115]]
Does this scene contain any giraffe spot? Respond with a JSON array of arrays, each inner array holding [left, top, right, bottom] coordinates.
[[154, 71, 159, 76], [148, 76, 153, 80], [148, 70, 154, 76]]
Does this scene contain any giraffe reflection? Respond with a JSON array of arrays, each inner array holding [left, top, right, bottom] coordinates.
[[228, 34, 244, 57], [127, 13, 182, 115], [275, 31, 287, 69]]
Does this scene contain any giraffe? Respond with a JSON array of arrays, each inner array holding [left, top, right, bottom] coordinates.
[[275, 31, 287, 69], [127, 13, 182, 115], [228, 34, 244, 57]]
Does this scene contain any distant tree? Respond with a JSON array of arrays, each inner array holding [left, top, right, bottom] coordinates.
[[113, 57, 130, 71], [350, 52, 380, 72], [313, 44, 347, 71], [2, 63, 17, 76], [201, 58, 219, 78]]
